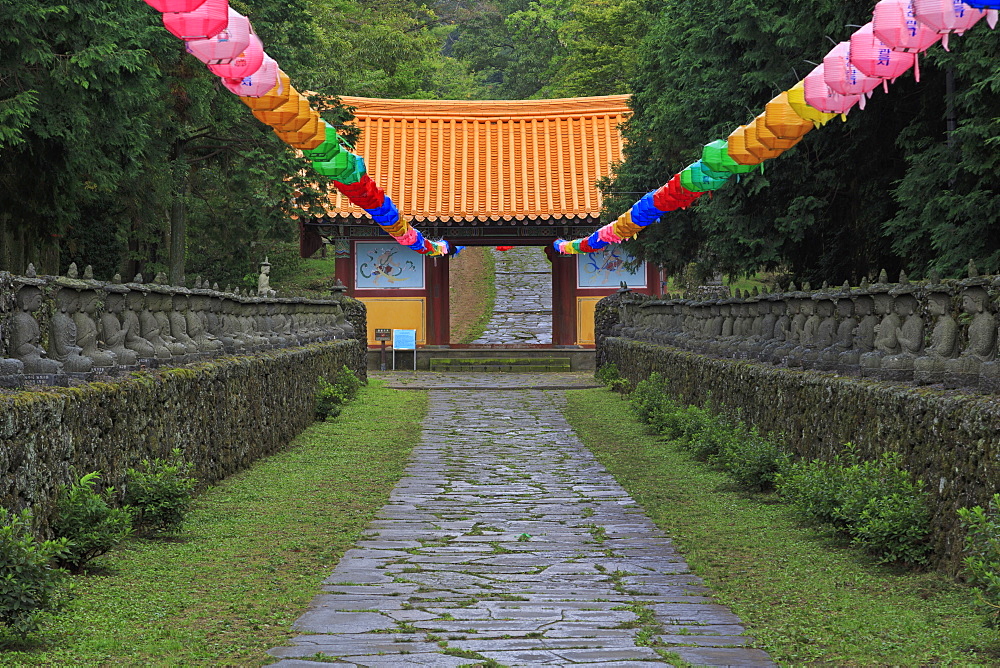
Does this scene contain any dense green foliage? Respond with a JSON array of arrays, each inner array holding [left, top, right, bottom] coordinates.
[[607, 0, 1000, 284], [959, 493, 1000, 627], [52, 473, 133, 574], [0, 509, 70, 638], [122, 450, 196, 535], [314, 364, 364, 420]]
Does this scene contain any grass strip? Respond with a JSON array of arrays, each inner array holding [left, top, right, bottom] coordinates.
[[564, 386, 998, 665], [1, 380, 428, 666], [459, 247, 497, 344]]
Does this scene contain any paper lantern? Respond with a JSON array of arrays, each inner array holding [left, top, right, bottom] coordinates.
[[742, 123, 784, 160], [702, 139, 756, 174], [185, 7, 249, 64], [787, 80, 838, 127], [680, 161, 729, 192], [144, 0, 206, 12], [239, 70, 291, 109], [804, 65, 862, 115], [727, 125, 766, 165], [271, 98, 317, 132], [302, 124, 344, 161], [823, 42, 881, 97], [207, 33, 263, 79], [312, 152, 359, 178], [274, 114, 324, 149], [873, 0, 943, 52], [850, 22, 916, 82], [763, 92, 814, 141], [222, 55, 278, 96], [251, 89, 304, 127], [751, 113, 801, 151], [913, 0, 986, 49], [162, 0, 229, 40]]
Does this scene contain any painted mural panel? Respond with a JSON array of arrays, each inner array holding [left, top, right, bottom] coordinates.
[[577, 246, 646, 288], [355, 242, 425, 289]]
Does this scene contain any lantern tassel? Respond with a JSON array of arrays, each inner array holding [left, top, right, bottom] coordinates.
[[914, 52, 920, 83], [942, 33, 950, 52], [988, 10, 998, 29]]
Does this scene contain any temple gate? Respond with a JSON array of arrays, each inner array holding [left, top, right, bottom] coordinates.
[[297, 95, 663, 347]]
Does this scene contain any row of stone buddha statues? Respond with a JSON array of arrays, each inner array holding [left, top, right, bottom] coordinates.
[[0, 265, 356, 387], [612, 271, 1000, 393]]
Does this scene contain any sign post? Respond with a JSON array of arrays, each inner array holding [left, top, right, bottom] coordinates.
[[374, 328, 391, 371], [392, 329, 417, 371]]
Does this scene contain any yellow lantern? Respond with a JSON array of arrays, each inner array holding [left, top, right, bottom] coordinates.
[[786, 80, 837, 128], [252, 90, 305, 127], [275, 113, 325, 149], [726, 125, 765, 166], [764, 91, 814, 140], [752, 113, 801, 151], [270, 97, 315, 133], [240, 71, 293, 112]]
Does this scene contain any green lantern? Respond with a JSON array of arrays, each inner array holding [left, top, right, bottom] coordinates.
[[312, 151, 357, 178], [680, 161, 729, 192], [302, 123, 344, 162], [701, 139, 755, 175]]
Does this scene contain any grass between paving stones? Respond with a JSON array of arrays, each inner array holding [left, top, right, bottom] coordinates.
[[563, 386, 1000, 666], [0, 380, 428, 667], [458, 246, 497, 344]]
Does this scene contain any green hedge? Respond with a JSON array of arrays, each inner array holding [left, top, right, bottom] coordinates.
[[0, 340, 364, 528], [600, 335, 1000, 572]]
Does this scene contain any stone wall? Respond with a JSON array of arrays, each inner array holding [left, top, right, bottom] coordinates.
[[0, 340, 361, 527], [598, 290, 1000, 570]]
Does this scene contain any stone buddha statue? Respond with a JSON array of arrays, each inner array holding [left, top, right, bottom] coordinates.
[[49, 288, 94, 375], [860, 292, 899, 377], [186, 294, 224, 355], [10, 285, 62, 375], [914, 289, 958, 386], [760, 297, 788, 363], [787, 297, 821, 367], [167, 293, 202, 361], [839, 294, 877, 373], [879, 292, 923, 381], [946, 285, 996, 389], [99, 290, 139, 367], [134, 290, 176, 362], [802, 296, 837, 369], [771, 296, 805, 365], [818, 294, 855, 371], [72, 288, 118, 372]]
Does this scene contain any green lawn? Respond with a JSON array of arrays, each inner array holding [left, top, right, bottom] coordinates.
[[1, 381, 428, 666], [564, 386, 999, 666]]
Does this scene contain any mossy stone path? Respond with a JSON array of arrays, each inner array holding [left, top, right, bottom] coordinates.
[[268, 374, 774, 667]]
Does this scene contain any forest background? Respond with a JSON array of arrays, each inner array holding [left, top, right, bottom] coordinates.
[[0, 0, 997, 288]]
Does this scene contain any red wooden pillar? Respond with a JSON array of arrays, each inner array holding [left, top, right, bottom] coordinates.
[[545, 246, 577, 345], [426, 255, 450, 345]]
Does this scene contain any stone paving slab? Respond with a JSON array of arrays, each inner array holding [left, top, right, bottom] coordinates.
[[472, 247, 553, 344], [268, 376, 774, 666]]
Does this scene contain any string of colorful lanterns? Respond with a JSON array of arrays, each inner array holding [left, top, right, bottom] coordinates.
[[553, 0, 998, 255], [142, 0, 457, 257]]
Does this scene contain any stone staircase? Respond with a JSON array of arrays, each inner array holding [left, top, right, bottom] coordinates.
[[429, 357, 572, 372]]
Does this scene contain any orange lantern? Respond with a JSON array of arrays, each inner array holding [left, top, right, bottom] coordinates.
[[251, 89, 304, 127], [764, 91, 814, 140], [751, 113, 801, 151], [270, 97, 316, 132], [240, 70, 292, 110], [726, 125, 765, 165], [275, 113, 325, 149]]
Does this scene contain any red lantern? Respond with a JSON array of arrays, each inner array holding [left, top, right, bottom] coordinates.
[[850, 22, 916, 81], [184, 7, 250, 65], [207, 33, 264, 79], [823, 42, 881, 99], [804, 64, 861, 115], [222, 54, 278, 96], [143, 0, 206, 12], [913, 0, 986, 49], [162, 0, 229, 40], [495, 246, 515, 251]]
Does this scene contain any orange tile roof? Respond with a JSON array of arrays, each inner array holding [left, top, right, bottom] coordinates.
[[319, 95, 631, 223]]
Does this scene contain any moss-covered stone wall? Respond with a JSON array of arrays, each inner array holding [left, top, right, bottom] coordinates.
[[0, 340, 361, 525], [601, 335, 1000, 572]]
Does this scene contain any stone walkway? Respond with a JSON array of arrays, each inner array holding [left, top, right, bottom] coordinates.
[[267, 374, 774, 667], [470, 247, 553, 345]]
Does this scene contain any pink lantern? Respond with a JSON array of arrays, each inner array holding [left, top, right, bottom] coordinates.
[[913, 0, 986, 49], [823, 42, 881, 99], [184, 7, 250, 65], [143, 0, 206, 11], [221, 55, 279, 96], [207, 33, 264, 79], [849, 23, 916, 82], [804, 64, 862, 115], [162, 0, 229, 41], [873, 0, 943, 52]]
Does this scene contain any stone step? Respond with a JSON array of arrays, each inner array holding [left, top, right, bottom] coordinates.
[[429, 357, 572, 372]]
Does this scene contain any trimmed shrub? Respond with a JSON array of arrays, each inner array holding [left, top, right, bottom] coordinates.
[[717, 427, 791, 492], [958, 494, 1000, 627], [52, 472, 133, 573], [123, 450, 196, 535], [0, 508, 71, 638], [315, 365, 364, 420]]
